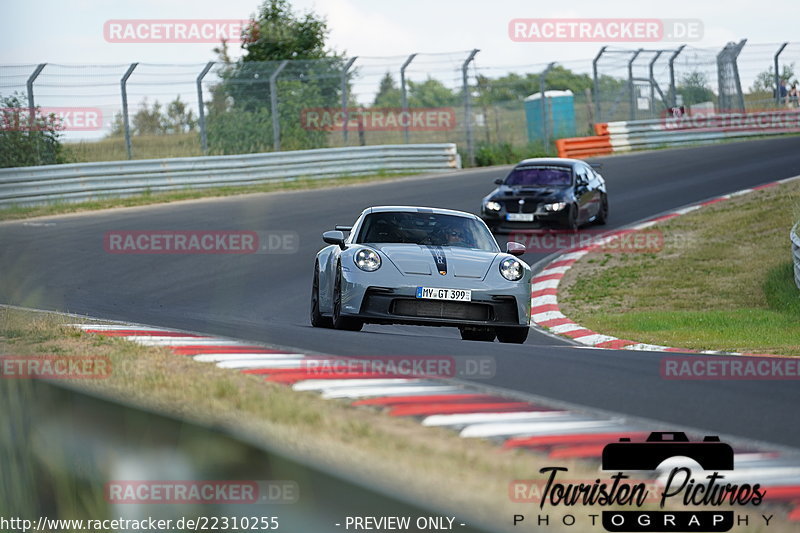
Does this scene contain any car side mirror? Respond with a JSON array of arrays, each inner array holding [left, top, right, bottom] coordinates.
[[323, 230, 346, 250], [494, 178, 504, 185], [506, 242, 526, 257]]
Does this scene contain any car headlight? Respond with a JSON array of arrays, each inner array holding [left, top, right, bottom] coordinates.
[[543, 202, 567, 212], [354, 248, 381, 272], [499, 257, 524, 281], [485, 201, 501, 212]]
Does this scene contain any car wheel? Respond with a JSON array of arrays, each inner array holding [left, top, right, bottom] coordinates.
[[496, 326, 529, 344], [332, 263, 363, 331], [459, 327, 496, 342], [595, 194, 608, 225], [310, 261, 333, 328], [565, 203, 579, 231]]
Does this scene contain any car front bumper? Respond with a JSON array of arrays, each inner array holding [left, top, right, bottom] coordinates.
[[338, 266, 531, 327]]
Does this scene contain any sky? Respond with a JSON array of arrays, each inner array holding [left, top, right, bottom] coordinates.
[[3, 0, 798, 67]]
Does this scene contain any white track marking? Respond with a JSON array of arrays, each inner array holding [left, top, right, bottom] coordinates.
[[321, 385, 461, 399], [460, 420, 618, 438], [293, 378, 419, 391], [532, 311, 566, 323], [193, 353, 306, 362], [216, 359, 307, 369], [422, 411, 573, 427]]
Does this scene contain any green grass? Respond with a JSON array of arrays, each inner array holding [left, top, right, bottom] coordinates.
[[560, 179, 800, 355]]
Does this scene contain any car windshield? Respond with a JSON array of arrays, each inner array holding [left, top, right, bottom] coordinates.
[[505, 166, 572, 187], [356, 212, 499, 251]]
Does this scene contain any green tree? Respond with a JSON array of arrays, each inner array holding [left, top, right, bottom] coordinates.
[[0, 93, 71, 168], [165, 96, 197, 134], [372, 72, 402, 107], [677, 71, 715, 106], [132, 98, 165, 136], [750, 64, 796, 94], [206, 0, 343, 154], [241, 0, 331, 61], [407, 78, 459, 107]]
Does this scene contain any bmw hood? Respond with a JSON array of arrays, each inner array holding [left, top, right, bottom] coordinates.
[[372, 244, 499, 279], [487, 186, 570, 203]]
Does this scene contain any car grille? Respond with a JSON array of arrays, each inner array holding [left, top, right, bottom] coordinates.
[[391, 299, 491, 321], [501, 199, 539, 214]]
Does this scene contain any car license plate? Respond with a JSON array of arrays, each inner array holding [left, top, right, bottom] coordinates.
[[416, 287, 472, 301], [506, 213, 535, 222]]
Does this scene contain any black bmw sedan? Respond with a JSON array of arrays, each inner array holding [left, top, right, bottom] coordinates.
[[480, 158, 608, 231]]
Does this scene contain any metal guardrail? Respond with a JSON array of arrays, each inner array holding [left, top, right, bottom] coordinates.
[[558, 110, 800, 158], [0, 144, 460, 208], [792, 223, 800, 290]]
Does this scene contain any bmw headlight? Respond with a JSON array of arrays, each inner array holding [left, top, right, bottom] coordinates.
[[485, 201, 501, 212], [354, 248, 381, 272], [543, 202, 567, 212], [499, 257, 524, 281]]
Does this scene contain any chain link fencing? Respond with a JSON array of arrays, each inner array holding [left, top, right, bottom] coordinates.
[[1, 41, 799, 167]]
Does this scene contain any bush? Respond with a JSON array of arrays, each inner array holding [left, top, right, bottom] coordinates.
[[471, 141, 549, 167], [0, 94, 72, 168]]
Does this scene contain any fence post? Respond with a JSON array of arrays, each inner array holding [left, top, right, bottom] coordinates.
[[648, 51, 663, 117], [774, 42, 789, 106], [461, 49, 480, 166], [731, 39, 747, 111], [270, 60, 289, 152], [400, 54, 417, 144], [196, 61, 214, 155], [26, 64, 46, 133], [120, 63, 138, 160], [341, 57, 358, 145], [668, 45, 685, 108], [592, 46, 606, 124], [627, 49, 642, 121], [540, 62, 555, 151]]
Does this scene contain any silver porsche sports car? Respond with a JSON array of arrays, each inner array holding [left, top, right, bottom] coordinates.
[[310, 206, 532, 343]]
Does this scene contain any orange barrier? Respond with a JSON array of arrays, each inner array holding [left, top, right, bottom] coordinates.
[[555, 136, 612, 158], [594, 122, 609, 136]]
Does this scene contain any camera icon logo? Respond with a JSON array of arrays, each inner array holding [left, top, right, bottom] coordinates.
[[602, 432, 734, 471]]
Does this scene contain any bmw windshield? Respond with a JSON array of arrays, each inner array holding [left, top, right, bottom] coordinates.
[[356, 212, 499, 251], [504, 166, 573, 187]]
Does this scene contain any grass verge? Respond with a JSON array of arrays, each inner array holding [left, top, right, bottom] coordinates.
[[559, 178, 800, 355], [0, 171, 421, 222], [0, 306, 595, 532]]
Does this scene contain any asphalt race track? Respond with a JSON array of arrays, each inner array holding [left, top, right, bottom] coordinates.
[[2, 136, 800, 448]]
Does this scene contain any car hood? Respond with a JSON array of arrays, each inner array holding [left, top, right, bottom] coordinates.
[[372, 244, 499, 278], [488, 186, 570, 202]]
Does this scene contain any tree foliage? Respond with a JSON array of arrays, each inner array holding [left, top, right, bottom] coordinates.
[[676, 71, 716, 106], [108, 96, 197, 137], [750, 64, 796, 94], [205, 0, 342, 154], [0, 93, 71, 168]]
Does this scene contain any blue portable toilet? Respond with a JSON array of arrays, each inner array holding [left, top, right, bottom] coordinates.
[[524, 90, 576, 143]]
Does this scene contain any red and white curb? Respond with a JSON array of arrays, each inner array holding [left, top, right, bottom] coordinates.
[[71, 321, 800, 521], [529, 175, 800, 355]]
